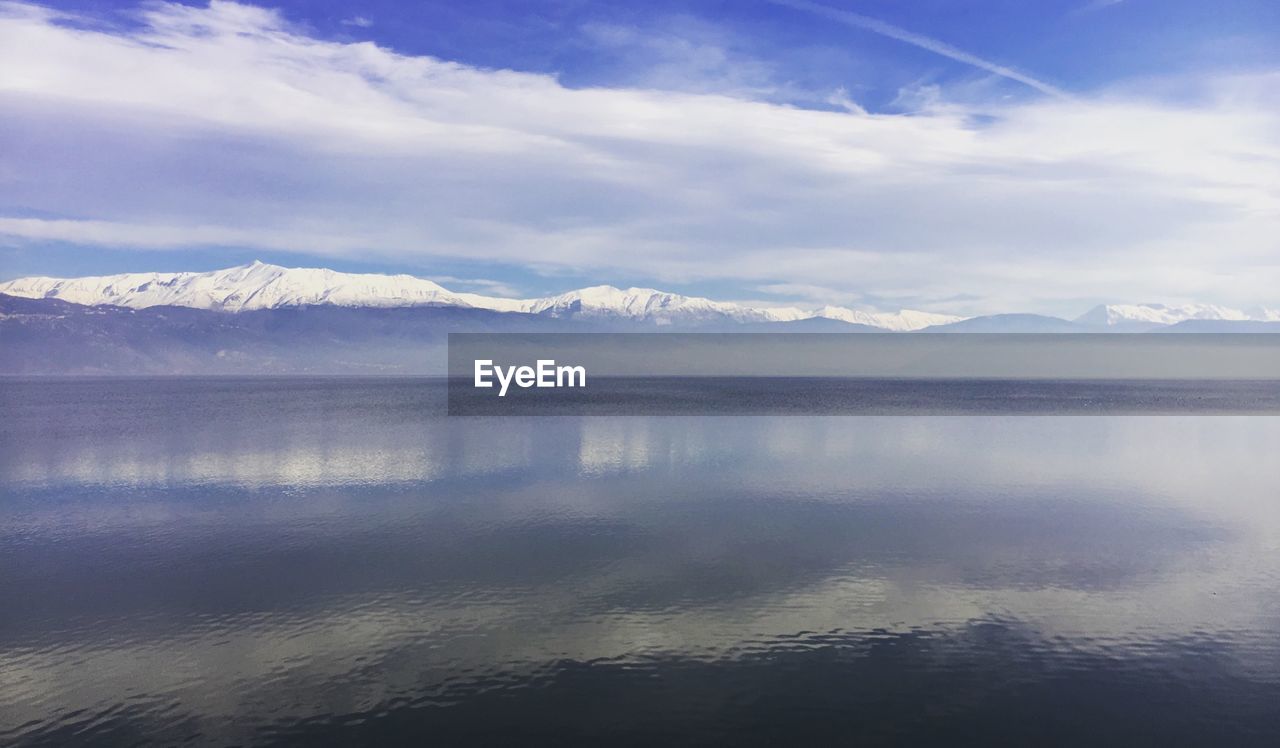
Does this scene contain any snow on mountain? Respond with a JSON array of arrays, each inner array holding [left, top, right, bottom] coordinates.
[[5, 263, 1275, 331], [812, 306, 965, 332], [1076, 303, 1253, 328], [0, 262, 954, 329], [0, 261, 466, 312], [521, 285, 810, 324]]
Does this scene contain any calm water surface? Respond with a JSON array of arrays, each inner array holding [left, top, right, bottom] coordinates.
[[2, 378, 1279, 745]]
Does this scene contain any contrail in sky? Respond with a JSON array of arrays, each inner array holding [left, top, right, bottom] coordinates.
[[769, 0, 1070, 99]]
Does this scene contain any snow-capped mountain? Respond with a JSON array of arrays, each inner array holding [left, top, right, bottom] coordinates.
[[0, 262, 951, 331], [812, 306, 965, 332], [0, 261, 470, 312], [7, 263, 1273, 332], [1075, 303, 1259, 328], [519, 285, 809, 324]]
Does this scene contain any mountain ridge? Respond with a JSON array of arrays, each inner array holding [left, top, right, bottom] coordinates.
[[0, 261, 959, 332], [1074, 303, 1280, 330], [4, 292, 1278, 375], [2, 262, 1276, 332]]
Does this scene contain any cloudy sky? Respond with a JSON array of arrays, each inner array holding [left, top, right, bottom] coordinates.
[[0, 0, 1276, 315]]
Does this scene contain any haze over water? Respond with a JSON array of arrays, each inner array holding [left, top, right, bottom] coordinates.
[[2, 378, 1280, 745]]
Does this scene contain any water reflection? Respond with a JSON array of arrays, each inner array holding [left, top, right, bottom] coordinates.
[[1, 379, 1279, 745]]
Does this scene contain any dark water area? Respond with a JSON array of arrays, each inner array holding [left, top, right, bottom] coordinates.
[[2, 377, 1280, 745], [448, 375, 1280, 415]]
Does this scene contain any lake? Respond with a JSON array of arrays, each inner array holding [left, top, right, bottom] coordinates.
[[2, 378, 1279, 745]]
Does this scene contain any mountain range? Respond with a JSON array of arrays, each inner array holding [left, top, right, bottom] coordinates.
[[2, 262, 1277, 374], [0, 261, 963, 331], [5, 261, 1278, 330]]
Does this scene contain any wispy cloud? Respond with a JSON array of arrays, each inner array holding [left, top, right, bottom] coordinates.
[[1076, 0, 1127, 13], [0, 2, 1277, 315], [575, 16, 850, 109], [768, 0, 1070, 99], [578, 17, 782, 98], [430, 276, 524, 298]]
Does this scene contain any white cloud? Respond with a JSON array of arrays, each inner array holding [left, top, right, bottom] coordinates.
[[0, 1, 1277, 314], [430, 275, 524, 298], [576, 16, 822, 105]]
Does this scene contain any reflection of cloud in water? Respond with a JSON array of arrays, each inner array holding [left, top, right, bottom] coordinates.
[[4, 381, 1280, 744], [5, 573, 1280, 745], [7, 410, 1280, 524], [577, 419, 659, 476]]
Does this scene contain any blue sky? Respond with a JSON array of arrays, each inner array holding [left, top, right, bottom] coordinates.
[[0, 0, 1277, 314]]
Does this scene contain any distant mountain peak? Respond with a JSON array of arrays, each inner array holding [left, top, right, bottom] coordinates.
[[812, 306, 965, 332], [1076, 303, 1253, 328]]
